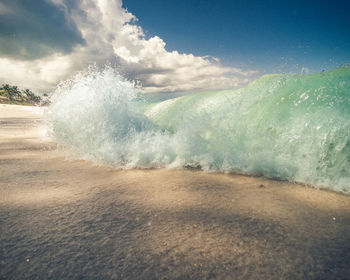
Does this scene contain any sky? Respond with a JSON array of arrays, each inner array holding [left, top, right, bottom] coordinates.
[[0, 0, 349, 94], [123, 0, 350, 72]]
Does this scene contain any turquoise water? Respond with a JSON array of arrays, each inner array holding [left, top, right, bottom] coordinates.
[[49, 67, 350, 193]]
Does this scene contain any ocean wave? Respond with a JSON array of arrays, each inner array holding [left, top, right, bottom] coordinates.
[[48, 66, 350, 193]]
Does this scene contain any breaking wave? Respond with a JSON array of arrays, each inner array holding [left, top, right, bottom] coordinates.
[[48, 66, 350, 193]]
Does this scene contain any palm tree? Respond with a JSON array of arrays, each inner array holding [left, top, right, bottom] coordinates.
[[7, 86, 21, 101], [1, 84, 10, 94], [0, 83, 44, 105]]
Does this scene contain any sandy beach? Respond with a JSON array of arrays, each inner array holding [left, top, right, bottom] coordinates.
[[1, 104, 349, 279]]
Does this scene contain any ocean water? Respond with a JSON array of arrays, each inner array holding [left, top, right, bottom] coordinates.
[[48, 67, 350, 193]]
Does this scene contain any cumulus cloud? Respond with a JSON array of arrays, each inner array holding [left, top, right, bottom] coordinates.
[[0, 0, 258, 93]]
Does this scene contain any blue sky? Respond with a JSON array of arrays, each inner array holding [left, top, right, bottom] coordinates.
[[123, 0, 350, 73], [0, 0, 349, 93]]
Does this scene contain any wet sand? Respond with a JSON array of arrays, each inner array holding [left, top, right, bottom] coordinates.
[[1, 104, 350, 279]]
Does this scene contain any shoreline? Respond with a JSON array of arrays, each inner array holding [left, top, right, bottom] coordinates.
[[1, 104, 349, 279]]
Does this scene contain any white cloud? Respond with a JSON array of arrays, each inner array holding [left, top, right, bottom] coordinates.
[[0, 55, 72, 91], [0, 0, 258, 93]]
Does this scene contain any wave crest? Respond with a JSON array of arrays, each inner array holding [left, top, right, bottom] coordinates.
[[48, 66, 350, 193]]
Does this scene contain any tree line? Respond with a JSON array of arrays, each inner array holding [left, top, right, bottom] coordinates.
[[0, 84, 50, 106]]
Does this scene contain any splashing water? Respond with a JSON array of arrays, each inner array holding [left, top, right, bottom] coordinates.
[[48, 67, 350, 193]]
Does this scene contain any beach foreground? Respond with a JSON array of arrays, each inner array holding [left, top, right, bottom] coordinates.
[[1, 104, 349, 280]]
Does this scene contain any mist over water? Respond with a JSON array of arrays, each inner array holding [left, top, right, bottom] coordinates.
[[48, 67, 350, 193]]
